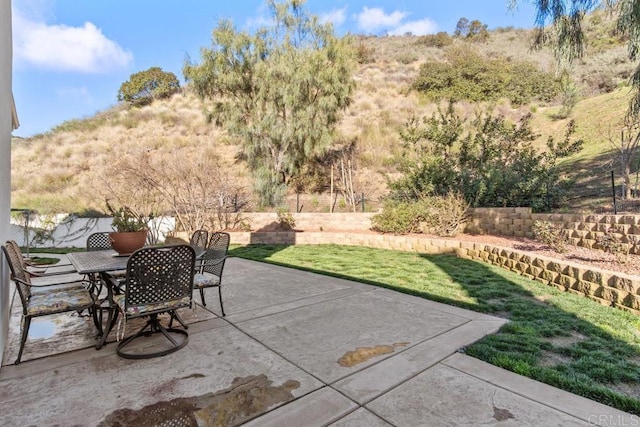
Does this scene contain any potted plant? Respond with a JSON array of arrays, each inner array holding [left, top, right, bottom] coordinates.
[[106, 201, 151, 256]]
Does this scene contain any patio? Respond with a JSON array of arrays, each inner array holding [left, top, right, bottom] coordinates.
[[0, 256, 633, 426]]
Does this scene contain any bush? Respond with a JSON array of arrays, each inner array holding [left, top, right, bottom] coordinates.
[[417, 32, 453, 48], [355, 41, 375, 64], [596, 226, 636, 263], [390, 105, 583, 211], [424, 193, 470, 237], [371, 194, 469, 237], [118, 67, 180, 106], [532, 221, 570, 253], [412, 47, 560, 106], [371, 199, 424, 234], [276, 208, 296, 230]]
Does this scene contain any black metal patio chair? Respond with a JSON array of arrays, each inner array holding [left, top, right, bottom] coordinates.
[[6, 239, 76, 278], [193, 232, 230, 315], [2, 242, 99, 364], [85, 231, 126, 294], [189, 229, 209, 250], [109, 244, 196, 359], [86, 231, 112, 251]]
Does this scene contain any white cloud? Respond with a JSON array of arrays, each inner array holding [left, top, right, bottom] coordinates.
[[320, 7, 347, 27], [13, 6, 133, 73], [387, 18, 438, 36], [356, 7, 407, 32], [56, 86, 93, 104]]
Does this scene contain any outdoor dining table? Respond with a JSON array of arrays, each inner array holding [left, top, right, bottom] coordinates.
[[66, 249, 129, 349], [66, 246, 206, 350]]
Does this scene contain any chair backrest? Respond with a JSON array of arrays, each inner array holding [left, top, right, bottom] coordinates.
[[2, 242, 32, 307], [87, 232, 112, 251], [201, 232, 230, 277], [189, 229, 209, 249], [6, 240, 28, 266], [123, 245, 196, 317]]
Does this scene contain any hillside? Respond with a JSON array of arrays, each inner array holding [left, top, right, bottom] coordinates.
[[10, 19, 637, 214]]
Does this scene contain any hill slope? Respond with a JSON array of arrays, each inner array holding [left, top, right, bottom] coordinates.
[[10, 23, 636, 214]]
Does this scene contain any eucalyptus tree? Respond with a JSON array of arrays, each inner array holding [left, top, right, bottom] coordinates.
[[184, 0, 355, 207]]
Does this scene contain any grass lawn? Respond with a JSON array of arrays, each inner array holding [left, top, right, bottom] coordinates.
[[230, 243, 640, 415]]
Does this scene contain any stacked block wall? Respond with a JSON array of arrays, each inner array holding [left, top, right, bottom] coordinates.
[[243, 212, 375, 232], [469, 208, 640, 254]]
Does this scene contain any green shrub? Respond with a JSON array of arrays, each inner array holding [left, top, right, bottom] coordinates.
[[416, 32, 453, 48], [412, 46, 560, 106], [276, 208, 296, 230], [118, 67, 180, 106], [371, 199, 424, 234], [371, 194, 469, 236], [390, 104, 583, 211], [532, 220, 570, 253]]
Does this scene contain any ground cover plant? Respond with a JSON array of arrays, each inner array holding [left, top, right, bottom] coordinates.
[[230, 244, 640, 414]]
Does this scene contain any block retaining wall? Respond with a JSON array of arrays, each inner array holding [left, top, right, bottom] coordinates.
[[228, 231, 640, 315], [245, 209, 640, 255], [469, 208, 640, 255], [243, 212, 375, 232]]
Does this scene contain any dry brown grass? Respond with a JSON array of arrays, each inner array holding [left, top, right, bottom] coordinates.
[[10, 25, 636, 213]]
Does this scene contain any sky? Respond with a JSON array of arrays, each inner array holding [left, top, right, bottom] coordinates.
[[11, 0, 540, 138]]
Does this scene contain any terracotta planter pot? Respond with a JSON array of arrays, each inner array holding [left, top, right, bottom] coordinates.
[[109, 230, 148, 256]]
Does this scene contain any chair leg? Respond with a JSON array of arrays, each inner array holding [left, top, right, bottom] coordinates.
[[169, 310, 188, 329], [199, 288, 207, 306], [117, 314, 188, 359], [16, 316, 31, 365], [218, 286, 225, 317]]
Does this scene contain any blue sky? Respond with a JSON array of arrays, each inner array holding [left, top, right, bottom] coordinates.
[[11, 0, 539, 138]]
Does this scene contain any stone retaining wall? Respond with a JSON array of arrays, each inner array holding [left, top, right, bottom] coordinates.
[[243, 212, 375, 232], [468, 208, 640, 254], [245, 210, 640, 255], [229, 231, 640, 315]]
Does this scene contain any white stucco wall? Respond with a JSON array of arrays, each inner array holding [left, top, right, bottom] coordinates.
[[0, 0, 13, 363]]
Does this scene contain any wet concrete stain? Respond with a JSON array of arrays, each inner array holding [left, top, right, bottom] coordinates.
[[338, 342, 410, 367], [493, 405, 515, 421], [99, 374, 300, 427]]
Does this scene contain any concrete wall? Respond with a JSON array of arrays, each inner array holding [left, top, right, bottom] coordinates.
[[0, 0, 13, 365]]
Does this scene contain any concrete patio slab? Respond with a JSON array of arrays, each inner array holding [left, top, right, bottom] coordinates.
[[0, 257, 635, 426], [220, 258, 371, 320], [0, 321, 323, 426], [236, 289, 470, 383], [442, 353, 637, 424], [365, 362, 588, 426], [334, 318, 506, 404]]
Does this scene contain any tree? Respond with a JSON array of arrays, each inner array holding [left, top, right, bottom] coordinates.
[[183, 0, 355, 207], [512, 0, 640, 117], [390, 104, 583, 211], [454, 18, 470, 37], [454, 17, 489, 41], [117, 67, 180, 106], [98, 151, 251, 237]]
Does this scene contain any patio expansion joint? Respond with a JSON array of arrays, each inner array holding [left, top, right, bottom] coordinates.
[[228, 286, 373, 325]]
